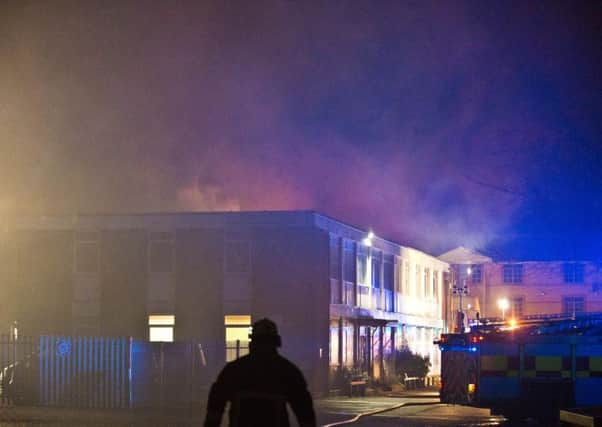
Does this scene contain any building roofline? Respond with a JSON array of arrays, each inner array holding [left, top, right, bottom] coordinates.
[[2, 209, 449, 265]]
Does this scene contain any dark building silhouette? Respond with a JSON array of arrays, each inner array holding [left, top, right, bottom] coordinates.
[[0, 211, 447, 394]]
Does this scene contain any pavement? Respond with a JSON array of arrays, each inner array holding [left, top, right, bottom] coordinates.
[[0, 389, 505, 426]]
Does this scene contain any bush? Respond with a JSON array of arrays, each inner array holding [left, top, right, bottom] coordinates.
[[393, 348, 430, 379]]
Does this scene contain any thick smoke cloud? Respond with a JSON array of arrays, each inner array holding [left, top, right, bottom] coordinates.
[[1, 1, 600, 256]]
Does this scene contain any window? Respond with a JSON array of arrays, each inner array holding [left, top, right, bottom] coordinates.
[[343, 240, 355, 282], [329, 235, 341, 280], [225, 241, 250, 273], [415, 265, 421, 296], [383, 256, 394, 291], [503, 264, 523, 284], [225, 315, 251, 362], [510, 297, 524, 318], [433, 271, 439, 301], [149, 232, 174, 273], [371, 252, 381, 288], [564, 263, 585, 284], [593, 283, 602, 293], [75, 232, 100, 273], [424, 268, 430, 298], [357, 247, 369, 285], [471, 264, 482, 283], [404, 262, 410, 295], [149, 315, 175, 342], [563, 297, 585, 315]]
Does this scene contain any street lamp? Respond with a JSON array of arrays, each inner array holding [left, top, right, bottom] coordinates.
[[452, 266, 472, 332], [498, 298, 509, 321]]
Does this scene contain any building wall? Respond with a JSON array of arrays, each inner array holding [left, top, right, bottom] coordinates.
[[327, 227, 447, 380], [1, 211, 448, 394], [252, 227, 330, 394], [0, 230, 73, 336], [0, 212, 334, 394], [481, 261, 602, 318], [447, 259, 602, 321]]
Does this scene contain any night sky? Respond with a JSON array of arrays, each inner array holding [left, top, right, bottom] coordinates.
[[1, 1, 601, 260]]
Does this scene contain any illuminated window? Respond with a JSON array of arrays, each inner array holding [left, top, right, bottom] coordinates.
[[403, 262, 410, 295], [415, 265, 421, 296], [75, 232, 100, 273], [433, 271, 439, 301], [329, 323, 339, 367], [357, 246, 369, 286], [149, 232, 174, 273], [225, 315, 251, 362], [564, 263, 585, 284], [149, 315, 175, 342], [424, 268, 430, 297], [502, 264, 523, 284]]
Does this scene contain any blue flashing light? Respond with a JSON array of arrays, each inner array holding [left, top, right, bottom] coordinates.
[[440, 345, 479, 353]]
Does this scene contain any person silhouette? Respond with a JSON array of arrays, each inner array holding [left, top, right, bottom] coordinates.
[[204, 318, 317, 427]]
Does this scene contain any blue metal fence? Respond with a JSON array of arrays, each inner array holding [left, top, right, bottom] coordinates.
[[38, 335, 129, 408]]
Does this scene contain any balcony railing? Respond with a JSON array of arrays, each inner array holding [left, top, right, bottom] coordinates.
[[357, 284, 371, 309], [344, 282, 355, 305], [371, 288, 382, 310], [384, 289, 394, 312]]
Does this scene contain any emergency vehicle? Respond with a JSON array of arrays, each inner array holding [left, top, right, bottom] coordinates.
[[435, 311, 602, 420]]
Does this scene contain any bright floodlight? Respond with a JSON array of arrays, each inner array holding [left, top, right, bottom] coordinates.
[[467, 267, 472, 275], [497, 298, 509, 310], [367, 231, 375, 239], [362, 237, 372, 247]]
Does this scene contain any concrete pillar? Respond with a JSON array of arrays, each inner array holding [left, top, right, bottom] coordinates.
[[378, 325, 385, 379], [338, 317, 343, 367]]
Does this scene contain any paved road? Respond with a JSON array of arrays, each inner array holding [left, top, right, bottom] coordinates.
[[0, 396, 517, 426], [316, 396, 507, 427]]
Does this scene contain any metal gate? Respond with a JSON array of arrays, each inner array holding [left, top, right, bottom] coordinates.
[[0, 334, 36, 405], [130, 341, 206, 408]]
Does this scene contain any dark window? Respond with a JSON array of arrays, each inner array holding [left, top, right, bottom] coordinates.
[[471, 264, 482, 283], [329, 235, 341, 280], [371, 252, 381, 288], [383, 256, 394, 291], [563, 297, 585, 315], [343, 240, 355, 282], [510, 297, 524, 318], [149, 240, 174, 273], [593, 283, 602, 293], [503, 264, 523, 284], [75, 241, 99, 273], [564, 263, 585, 283], [225, 241, 250, 273]]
